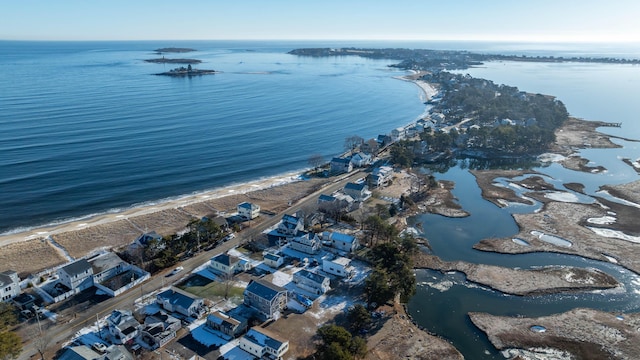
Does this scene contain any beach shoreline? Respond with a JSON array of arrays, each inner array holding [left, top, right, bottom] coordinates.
[[0, 170, 308, 247]]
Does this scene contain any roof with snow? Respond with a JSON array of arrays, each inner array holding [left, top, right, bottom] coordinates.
[[244, 279, 286, 301], [294, 269, 328, 284], [324, 231, 356, 244], [243, 327, 287, 351]]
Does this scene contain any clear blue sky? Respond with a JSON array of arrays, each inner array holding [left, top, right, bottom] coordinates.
[[2, 0, 639, 42]]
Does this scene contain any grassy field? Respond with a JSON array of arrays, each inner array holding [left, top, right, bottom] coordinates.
[[178, 274, 245, 302]]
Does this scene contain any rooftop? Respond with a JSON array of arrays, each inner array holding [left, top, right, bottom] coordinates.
[[244, 279, 286, 301]]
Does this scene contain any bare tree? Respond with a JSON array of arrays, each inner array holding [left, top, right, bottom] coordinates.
[[218, 273, 235, 300], [28, 322, 52, 360], [365, 138, 379, 154], [344, 135, 364, 154]]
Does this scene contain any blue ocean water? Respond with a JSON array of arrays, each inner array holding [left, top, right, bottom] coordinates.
[[1, 40, 430, 234]]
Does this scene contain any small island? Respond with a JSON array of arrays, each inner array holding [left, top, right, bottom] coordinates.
[[155, 64, 218, 77], [154, 47, 196, 53], [145, 57, 202, 64]]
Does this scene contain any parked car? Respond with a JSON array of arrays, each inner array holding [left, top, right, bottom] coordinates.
[[222, 233, 236, 242], [170, 266, 184, 275], [92, 343, 107, 353]]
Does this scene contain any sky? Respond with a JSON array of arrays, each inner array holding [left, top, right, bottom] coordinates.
[[2, 0, 639, 43]]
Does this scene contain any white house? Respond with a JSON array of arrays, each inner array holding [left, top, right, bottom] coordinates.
[[156, 287, 205, 319], [391, 127, 405, 141], [322, 257, 353, 278], [278, 214, 304, 236], [330, 157, 353, 174], [343, 182, 371, 202], [240, 327, 289, 360], [350, 152, 372, 167], [367, 166, 394, 188], [322, 231, 359, 253], [210, 253, 241, 275], [0, 271, 20, 302], [106, 309, 140, 345], [293, 269, 330, 295], [289, 232, 321, 255], [263, 253, 284, 269], [237, 202, 261, 220], [57, 259, 94, 293]]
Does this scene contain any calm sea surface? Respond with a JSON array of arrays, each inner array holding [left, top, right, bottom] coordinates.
[[1, 40, 429, 234], [3, 40, 640, 358]]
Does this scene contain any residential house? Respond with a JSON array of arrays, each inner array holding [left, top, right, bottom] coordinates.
[[206, 311, 247, 338], [321, 231, 359, 253], [58, 345, 133, 360], [367, 166, 394, 188], [237, 202, 261, 220], [376, 134, 392, 147], [239, 327, 289, 360], [350, 152, 372, 167], [89, 252, 126, 285], [106, 309, 140, 345], [263, 253, 284, 269], [135, 231, 163, 247], [12, 293, 36, 311], [57, 259, 94, 293], [243, 279, 288, 320], [343, 182, 371, 202], [278, 214, 304, 237], [210, 253, 241, 275], [204, 215, 229, 231], [293, 269, 330, 295], [318, 193, 359, 214], [329, 157, 353, 175], [289, 232, 321, 255], [391, 127, 405, 142], [141, 311, 181, 349], [322, 257, 353, 278], [0, 270, 20, 302], [156, 287, 205, 319]]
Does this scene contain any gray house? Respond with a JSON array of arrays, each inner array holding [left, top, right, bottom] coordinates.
[[156, 287, 205, 319], [57, 259, 94, 293], [243, 279, 287, 320]]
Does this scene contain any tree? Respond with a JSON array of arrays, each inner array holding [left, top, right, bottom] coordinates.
[[308, 154, 325, 171], [347, 304, 371, 333], [344, 135, 364, 154], [0, 331, 21, 360], [27, 324, 52, 360], [364, 268, 393, 307], [315, 325, 367, 360], [0, 304, 16, 331]]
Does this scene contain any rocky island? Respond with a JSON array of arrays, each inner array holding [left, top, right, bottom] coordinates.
[[155, 64, 218, 77]]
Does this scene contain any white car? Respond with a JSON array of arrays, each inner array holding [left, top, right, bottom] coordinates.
[[171, 266, 184, 275], [92, 343, 107, 353]]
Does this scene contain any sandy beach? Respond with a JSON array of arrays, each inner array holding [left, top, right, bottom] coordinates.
[[0, 171, 329, 276]]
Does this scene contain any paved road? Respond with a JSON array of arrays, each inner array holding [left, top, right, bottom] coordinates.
[[18, 170, 364, 360]]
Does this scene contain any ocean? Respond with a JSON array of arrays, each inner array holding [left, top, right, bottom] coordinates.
[[1, 40, 429, 234]]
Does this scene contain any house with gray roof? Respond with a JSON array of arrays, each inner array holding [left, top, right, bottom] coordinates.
[[0, 270, 20, 302], [239, 327, 289, 360], [243, 279, 287, 320], [293, 269, 330, 295], [289, 232, 321, 255], [57, 345, 133, 360], [343, 182, 371, 201], [321, 231, 359, 253], [57, 259, 94, 293], [156, 287, 205, 319], [89, 252, 126, 285], [278, 214, 304, 236], [237, 202, 261, 220], [206, 311, 247, 338], [263, 253, 284, 269], [141, 310, 181, 349], [350, 152, 372, 167], [210, 253, 241, 275], [106, 309, 140, 345], [330, 157, 353, 174]]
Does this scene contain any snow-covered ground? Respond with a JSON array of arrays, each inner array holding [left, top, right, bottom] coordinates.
[[588, 227, 640, 243]]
